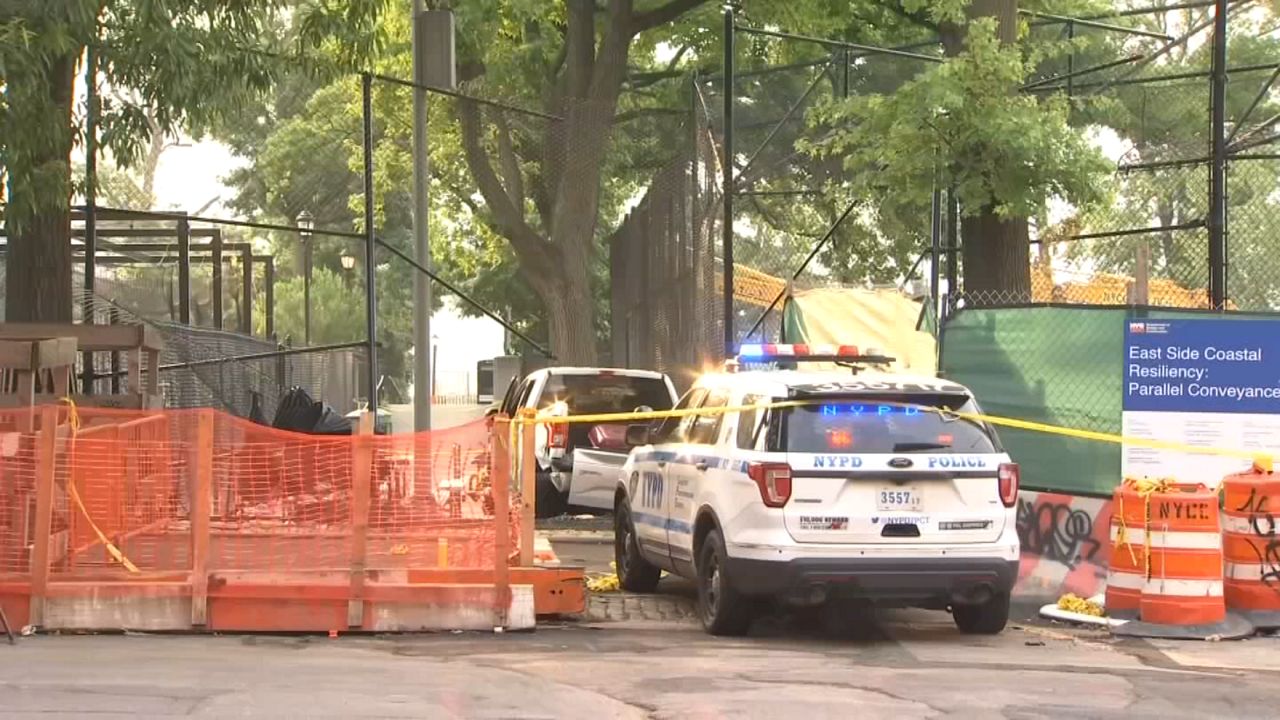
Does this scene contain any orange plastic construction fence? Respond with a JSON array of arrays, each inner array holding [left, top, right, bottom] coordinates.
[[0, 405, 533, 632]]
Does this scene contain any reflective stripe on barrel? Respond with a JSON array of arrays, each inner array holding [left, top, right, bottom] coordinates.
[[1221, 469, 1280, 616], [1106, 483, 1146, 614], [1141, 483, 1225, 626]]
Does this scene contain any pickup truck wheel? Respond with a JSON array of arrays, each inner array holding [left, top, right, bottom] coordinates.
[[952, 590, 1011, 635], [614, 502, 660, 593], [534, 472, 566, 519], [697, 529, 753, 637]]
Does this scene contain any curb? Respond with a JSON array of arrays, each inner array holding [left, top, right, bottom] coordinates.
[[543, 530, 612, 544]]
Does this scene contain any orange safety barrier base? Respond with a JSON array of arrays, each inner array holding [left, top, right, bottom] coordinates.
[[0, 568, 584, 634]]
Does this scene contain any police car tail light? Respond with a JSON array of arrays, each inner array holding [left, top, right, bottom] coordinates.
[[998, 463, 1020, 508], [748, 462, 792, 508]]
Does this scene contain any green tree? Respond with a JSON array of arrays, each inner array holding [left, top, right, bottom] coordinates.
[[803, 0, 1113, 302], [0, 0, 383, 322], [1059, 7, 1280, 311]]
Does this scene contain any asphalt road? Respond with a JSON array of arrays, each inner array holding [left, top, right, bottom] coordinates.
[[7, 531, 1277, 718], [5, 617, 1278, 719]]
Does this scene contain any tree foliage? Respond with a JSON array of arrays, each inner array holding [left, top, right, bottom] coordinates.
[[0, 0, 386, 321]]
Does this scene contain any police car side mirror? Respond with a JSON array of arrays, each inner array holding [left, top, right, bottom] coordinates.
[[625, 424, 651, 447]]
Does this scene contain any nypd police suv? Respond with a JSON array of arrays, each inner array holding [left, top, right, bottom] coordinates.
[[612, 344, 1020, 636]]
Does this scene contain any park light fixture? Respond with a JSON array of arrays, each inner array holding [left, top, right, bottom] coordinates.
[[340, 253, 356, 271], [295, 209, 314, 237]]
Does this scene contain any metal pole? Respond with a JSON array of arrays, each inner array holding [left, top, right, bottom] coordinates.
[[211, 229, 223, 330], [1209, 0, 1228, 309], [241, 249, 253, 336], [303, 238, 312, 344], [177, 215, 191, 324], [842, 48, 850, 98], [930, 187, 942, 326], [82, 41, 98, 395], [1067, 20, 1075, 98], [722, 7, 735, 357], [109, 306, 121, 394], [264, 258, 275, 339], [362, 73, 379, 417], [412, 1, 433, 431], [946, 189, 959, 314]]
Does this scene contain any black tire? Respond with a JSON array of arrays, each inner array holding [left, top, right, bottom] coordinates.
[[696, 529, 753, 637], [952, 590, 1011, 635], [534, 472, 566, 519], [614, 501, 661, 593]]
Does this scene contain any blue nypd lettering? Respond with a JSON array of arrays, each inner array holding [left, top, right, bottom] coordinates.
[[927, 456, 988, 469], [813, 455, 864, 469]]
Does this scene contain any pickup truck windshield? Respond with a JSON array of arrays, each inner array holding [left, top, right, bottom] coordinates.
[[537, 374, 674, 414], [779, 396, 996, 454]]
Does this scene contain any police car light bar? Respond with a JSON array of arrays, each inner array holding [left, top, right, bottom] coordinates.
[[736, 344, 896, 364]]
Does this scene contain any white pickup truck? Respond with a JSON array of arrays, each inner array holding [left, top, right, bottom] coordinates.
[[492, 367, 678, 517]]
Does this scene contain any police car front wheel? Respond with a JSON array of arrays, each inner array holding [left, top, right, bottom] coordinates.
[[614, 501, 661, 593]]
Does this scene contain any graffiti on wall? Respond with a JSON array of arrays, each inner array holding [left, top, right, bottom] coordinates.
[[1014, 490, 1113, 599]]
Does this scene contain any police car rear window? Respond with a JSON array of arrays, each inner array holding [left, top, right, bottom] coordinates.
[[778, 397, 996, 454]]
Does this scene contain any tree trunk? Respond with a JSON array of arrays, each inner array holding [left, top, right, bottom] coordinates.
[[942, 0, 1031, 304], [960, 212, 1031, 303], [6, 54, 77, 323], [544, 271, 597, 365]]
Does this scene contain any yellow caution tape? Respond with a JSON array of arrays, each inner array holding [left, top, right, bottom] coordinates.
[[60, 398, 140, 574], [509, 397, 1275, 468]]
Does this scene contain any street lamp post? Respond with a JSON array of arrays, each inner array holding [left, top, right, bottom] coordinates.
[[296, 209, 314, 345]]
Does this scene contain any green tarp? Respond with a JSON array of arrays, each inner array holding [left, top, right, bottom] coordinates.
[[939, 306, 1274, 496]]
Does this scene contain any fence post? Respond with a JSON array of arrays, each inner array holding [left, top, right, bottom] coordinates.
[[212, 229, 224, 330], [491, 417, 511, 629], [28, 407, 59, 628], [518, 409, 536, 567], [178, 214, 191, 325], [722, 6, 736, 357], [348, 411, 374, 629], [190, 410, 214, 627]]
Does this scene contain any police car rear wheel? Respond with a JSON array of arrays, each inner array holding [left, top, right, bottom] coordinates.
[[697, 529, 752, 636], [952, 590, 1010, 635], [615, 502, 661, 593]]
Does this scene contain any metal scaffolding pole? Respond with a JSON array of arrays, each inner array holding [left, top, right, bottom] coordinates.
[[362, 73, 380, 416], [1209, 0, 1228, 308], [722, 7, 736, 356]]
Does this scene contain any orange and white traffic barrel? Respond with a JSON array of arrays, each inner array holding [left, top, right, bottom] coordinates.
[[1221, 466, 1280, 627], [1105, 481, 1146, 618], [1140, 483, 1225, 626]]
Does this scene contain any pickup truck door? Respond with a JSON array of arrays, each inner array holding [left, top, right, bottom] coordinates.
[[631, 389, 705, 566], [568, 446, 626, 510]]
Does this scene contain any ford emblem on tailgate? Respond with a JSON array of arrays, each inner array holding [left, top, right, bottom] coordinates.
[[888, 457, 913, 469]]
